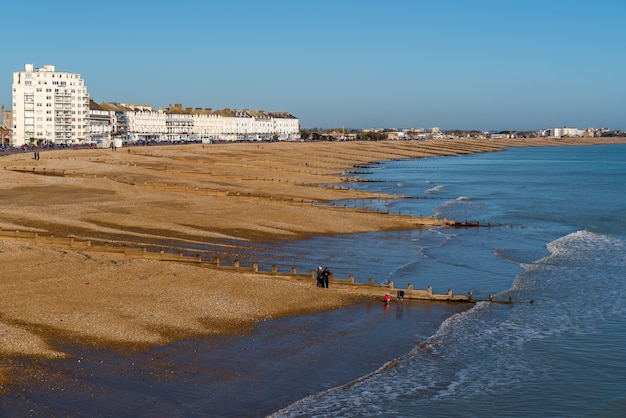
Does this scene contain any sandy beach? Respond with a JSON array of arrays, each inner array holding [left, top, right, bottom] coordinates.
[[1, 137, 624, 389]]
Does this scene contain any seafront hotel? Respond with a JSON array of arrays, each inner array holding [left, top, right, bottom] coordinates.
[[8, 63, 300, 147]]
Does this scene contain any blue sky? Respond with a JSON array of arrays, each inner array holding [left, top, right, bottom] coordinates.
[[3, 0, 625, 130]]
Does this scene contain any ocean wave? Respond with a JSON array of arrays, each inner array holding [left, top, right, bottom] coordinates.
[[271, 230, 626, 417], [543, 230, 626, 266], [433, 197, 488, 221], [425, 184, 446, 194]]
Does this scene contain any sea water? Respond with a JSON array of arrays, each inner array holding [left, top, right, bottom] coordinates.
[[265, 144, 626, 417]]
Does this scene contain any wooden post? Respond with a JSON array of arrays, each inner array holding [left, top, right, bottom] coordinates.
[[214, 257, 220, 267], [252, 262, 258, 272]]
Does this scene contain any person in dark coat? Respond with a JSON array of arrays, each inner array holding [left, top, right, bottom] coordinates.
[[316, 266, 324, 287], [322, 267, 330, 288]]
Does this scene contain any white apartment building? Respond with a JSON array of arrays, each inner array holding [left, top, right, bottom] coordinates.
[[212, 109, 300, 141], [94, 103, 300, 145], [165, 105, 194, 142], [117, 104, 167, 143], [270, 112, 300, 140], [192, 110, 224, 142], [545, 127, 584, 138], [89, 100, 114, 146], [12, 64, 90, 146]]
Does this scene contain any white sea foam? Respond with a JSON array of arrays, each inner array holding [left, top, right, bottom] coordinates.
[[432, 196, 490, 223], [273, 231, 626, 417], [425, 184, 446, 194]]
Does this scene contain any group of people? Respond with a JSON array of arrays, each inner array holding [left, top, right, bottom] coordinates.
[[314, 267, 408, 306], [316, 266, 331, 288], [384, 290, 405, 305]]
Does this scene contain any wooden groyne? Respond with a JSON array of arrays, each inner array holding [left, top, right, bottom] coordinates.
[[3, 165, 487, 228], [0, 228, 511, 304]]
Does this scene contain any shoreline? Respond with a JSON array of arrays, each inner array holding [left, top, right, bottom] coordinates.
[[4, 300, 469, 416], [1, 137, 625, 387]]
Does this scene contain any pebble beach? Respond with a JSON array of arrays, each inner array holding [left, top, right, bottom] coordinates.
[[1, 136, 624, 391]]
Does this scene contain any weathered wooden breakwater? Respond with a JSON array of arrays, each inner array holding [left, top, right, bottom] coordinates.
[[3, 165, 487, 228], [0, 228, 511, 304]]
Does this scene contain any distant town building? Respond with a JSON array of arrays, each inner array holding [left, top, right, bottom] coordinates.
[[164, 104, 194, 142], [0, 125, 10, 146], [544, 127, 584, 138], [98, 103, 166, 145], [88, 100, 114, 146], [96, 103, 300, 144], [1, 105, 11, 128], [191, 107, 223, 142], [1, 105, 11, 145], [11, 64, 90, 146], [490, 133, 513, 139]]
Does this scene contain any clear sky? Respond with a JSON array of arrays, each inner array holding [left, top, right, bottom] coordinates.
[[3, 0, 625, 131]]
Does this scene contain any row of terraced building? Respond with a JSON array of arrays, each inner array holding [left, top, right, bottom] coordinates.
[[6, 63, 300, 147]]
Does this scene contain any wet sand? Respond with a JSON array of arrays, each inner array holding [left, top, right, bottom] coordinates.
[[1, 137, 625, 413], [2, 300, 468, 417]]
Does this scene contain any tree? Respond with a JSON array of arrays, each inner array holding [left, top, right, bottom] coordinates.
[[300, 130, 310, 140]]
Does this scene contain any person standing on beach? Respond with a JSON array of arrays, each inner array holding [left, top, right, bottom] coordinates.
[[323, 267, 330, 288], [316, 266, 324, 287]]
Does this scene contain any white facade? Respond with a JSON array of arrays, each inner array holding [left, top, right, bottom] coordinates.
[[124, 105, 167, 142], [89, 108, 114, 146], [546, 127, 584, 138], [12, 64, 90, 146], [192, 112, 224, 142], [211, 109, 300, 141], [97, 103, 300, 144], [166, 112, 194, 142], [271, 112, 300, 140]]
